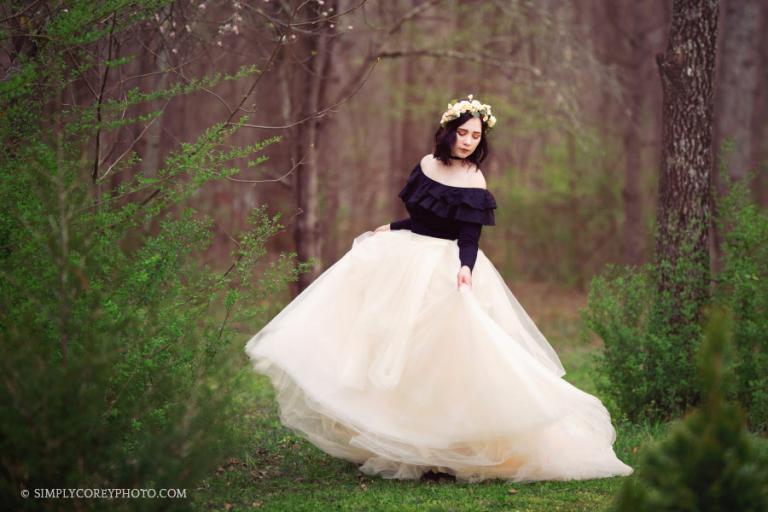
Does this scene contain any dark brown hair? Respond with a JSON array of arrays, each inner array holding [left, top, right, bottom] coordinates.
[[432, 111, 490, 169]]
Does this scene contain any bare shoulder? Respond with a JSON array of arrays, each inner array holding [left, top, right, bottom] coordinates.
[[421, 153, 487, 189], [466, 164, 488, 188], [468, 168, 487, 189]]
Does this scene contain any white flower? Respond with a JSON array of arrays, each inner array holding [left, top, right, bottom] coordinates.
[[441, 95, 497, 129]]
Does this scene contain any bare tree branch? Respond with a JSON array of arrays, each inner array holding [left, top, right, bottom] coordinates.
[[92, 12, 118, 184], [240, 54, 378, 130], [225, 155, 307, 189], [377, 48, 543, 76]]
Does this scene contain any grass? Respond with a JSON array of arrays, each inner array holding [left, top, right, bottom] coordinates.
[[190, 280, 676, 511], [189, 278, 768, 510], [191, 356, 668, 511]]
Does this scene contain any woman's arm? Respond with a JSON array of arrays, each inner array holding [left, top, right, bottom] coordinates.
[[457, 221, 483, 272]]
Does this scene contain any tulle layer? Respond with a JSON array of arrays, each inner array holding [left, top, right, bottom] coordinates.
[[245, 230, 633, 483]]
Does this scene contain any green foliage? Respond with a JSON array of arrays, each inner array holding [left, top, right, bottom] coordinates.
[[0, 2, 311, 510], [583, 263, 659, 421], [609, 307, 768, 512], [584, 161, 767, 426], [712, 170, 768, 433], [583, 259, 704, 422], [583, 143, 768, 424], [498, 130, 624, 289]]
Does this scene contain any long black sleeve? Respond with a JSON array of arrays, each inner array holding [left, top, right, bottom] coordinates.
[[457, 221, 482, 271], [390, 163, 496, 272], [389, 217, 413, 230]]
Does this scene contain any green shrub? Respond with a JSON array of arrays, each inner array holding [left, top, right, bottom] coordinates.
[[609, 307, 768, 512], [584, 163, 767, 427], [712, 171, 768, 433], [0, 2, 312, 510], [583, 262, 653, 420]]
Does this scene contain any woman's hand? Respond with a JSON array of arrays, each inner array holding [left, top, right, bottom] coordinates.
[[457, 265, 472, 289], [374, 224, 391, 233]]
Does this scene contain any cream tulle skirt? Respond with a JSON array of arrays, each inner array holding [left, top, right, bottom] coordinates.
[[244, 229, 634, 483]]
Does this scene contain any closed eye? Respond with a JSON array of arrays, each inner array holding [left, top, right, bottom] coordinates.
[[458, 129, 481, 138]]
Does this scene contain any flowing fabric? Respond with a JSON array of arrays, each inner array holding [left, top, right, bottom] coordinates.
[[244, 229, 634, 483]]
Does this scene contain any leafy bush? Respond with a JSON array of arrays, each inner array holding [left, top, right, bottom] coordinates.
[[0, 2, 311, 510], [583, 262, 655, 420], [609, 307, 768, 512], [584, 161, 768, 428], [712, 172, 768, 433]]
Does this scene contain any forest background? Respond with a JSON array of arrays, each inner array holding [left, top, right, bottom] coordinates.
[[1, 0, 767, 510]]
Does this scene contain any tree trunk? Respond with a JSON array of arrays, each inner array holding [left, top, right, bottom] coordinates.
[[293, 25, 332, 292], [393, 0, 420, 216], [318, 0, 344, 268], [654, 0, 718, 333], [758, 2, 768, 208], [622, 99, 644, 266], [621, 1, 649, 266], [710, 0, 764, 276], [713, 0, 763, 184]]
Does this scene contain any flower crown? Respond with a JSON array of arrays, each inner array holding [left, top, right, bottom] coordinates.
[[440, 94, 497, 130]]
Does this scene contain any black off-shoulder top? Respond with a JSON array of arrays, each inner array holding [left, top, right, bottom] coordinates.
[[389, 162, 497, 271]]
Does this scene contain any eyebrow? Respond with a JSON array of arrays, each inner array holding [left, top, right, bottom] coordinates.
[[459, 128, 481, 135]]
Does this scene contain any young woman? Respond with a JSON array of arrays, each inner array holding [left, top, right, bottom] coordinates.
[[245, 95, 633, 483]]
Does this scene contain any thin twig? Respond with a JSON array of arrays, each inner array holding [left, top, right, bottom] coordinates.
[[92, 12, 118, 184], [224, 156, 306, 186]]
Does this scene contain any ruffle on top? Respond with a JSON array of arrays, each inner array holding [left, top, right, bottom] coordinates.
[[398, 163, 497, 226]]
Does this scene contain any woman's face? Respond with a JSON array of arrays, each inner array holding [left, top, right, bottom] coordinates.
[[451, 117, 482, 158]]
